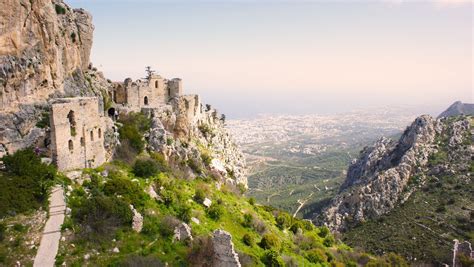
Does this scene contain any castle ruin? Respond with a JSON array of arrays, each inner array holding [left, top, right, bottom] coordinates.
[[49, 97, 106, 171], [108, 72, 183, 113]]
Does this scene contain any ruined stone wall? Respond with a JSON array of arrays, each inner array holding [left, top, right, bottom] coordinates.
[[167, 78, 182, 100], [49, 97, 106, 171]]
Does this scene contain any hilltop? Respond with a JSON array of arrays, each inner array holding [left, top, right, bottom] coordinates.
[[438, 101, 474, 119]]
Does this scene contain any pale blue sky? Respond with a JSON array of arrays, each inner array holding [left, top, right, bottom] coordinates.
[[69, 0, 472, 118]]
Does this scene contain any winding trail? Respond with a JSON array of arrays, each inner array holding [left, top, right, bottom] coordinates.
[[33, 186, 66, 267], [293, 192, 314, 218]]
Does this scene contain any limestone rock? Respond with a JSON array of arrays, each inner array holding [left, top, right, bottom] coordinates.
[[173, 222, 193, 242], [211, 230, 241, 267], [453, 239, 473, 267], [203, 198, 212, 208], [317, 115, 440, 232], [130, 205, 143, 233]]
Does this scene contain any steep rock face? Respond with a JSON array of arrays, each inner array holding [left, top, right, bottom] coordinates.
[[0, 0, 93, 110], [147, 103, 247, 187], [0, 0, 108, 155], [317, 115, 440, 232]]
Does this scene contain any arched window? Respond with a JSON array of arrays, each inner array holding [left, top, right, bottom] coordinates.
[[144, 96, 149, 105], [67, 110, 76, 136], [80, 137, 85, 146], [68, 140, 74, 151], [155, 81, 159, 88], [90, 130, 94, 141], [168, 88, 171, 97], [98, 128, 102, 139]]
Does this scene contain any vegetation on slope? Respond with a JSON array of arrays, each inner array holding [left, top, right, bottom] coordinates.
[[341, 116, 474, 265]]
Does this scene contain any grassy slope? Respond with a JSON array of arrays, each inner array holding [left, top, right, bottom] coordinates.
[[55, 157, 403, 266]]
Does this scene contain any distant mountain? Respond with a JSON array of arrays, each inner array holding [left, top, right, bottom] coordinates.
[[314, 114, 474, 265], [438, 101, 474, 118]]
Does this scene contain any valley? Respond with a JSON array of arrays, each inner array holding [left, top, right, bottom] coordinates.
[[228, 108, 421, 217]]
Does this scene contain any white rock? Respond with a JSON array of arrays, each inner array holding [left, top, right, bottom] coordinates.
[[203, 198, 212, 208], [112, 247, 120, 253], [191, 217, 200, 225], [84, 254, 90, 260]]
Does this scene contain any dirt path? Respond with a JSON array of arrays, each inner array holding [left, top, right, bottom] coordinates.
[[293, 192, 314, 218], [33, 186, 66, 267]]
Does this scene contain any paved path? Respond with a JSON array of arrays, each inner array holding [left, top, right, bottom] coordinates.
[[34, 186, 66, 267]]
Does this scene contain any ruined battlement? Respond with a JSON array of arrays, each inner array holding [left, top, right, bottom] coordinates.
[[108, 71, 183, 112]]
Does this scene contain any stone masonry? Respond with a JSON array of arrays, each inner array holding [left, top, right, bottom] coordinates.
[[49, 97, 106, 171]]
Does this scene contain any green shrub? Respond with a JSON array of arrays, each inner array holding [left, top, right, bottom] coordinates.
[[0, 149, 56, 217], [117, 112, 151, 156], [275, 212, 292, 229], [242, 213, 254, 228], [248, 197, 256, 206], [141, 216, 161, 237], [323, 235, 335, 247], [305, 248, 328, 264], [187, 159, 203, 174], [243, 233, 254, 247], [133, 159, 159, 178], [261, 250, 285, 267], [36, 111, 50, 129], [12, 224, 26, 233], [289, 221, 305, 234], [318, 226, 330, 238], [201, 152, 212, 166], [259, 233, 281, 250], [160, 190, 175, 207], [177, 204, 192, 223], [3, 148, 56, 180], [103, 177, 146, 208], [72, 194, 132, 241], [194, 189, 206, 204], [55, 4, 66, 14], [207, 204, 224, 221]]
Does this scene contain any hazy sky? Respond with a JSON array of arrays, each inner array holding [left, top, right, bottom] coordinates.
[[69, 0, 472, 118]]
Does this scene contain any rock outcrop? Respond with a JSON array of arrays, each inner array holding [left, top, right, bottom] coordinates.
[[146, 103, 247, 187], [317, 115, 441, 232], [0, 0, 114, 156], [453, 239, 474, 267], [211, 230, 241, 267]]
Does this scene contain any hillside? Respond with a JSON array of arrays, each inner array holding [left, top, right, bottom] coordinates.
[[315, 115, 474, 265], [0, 0, 406, 266]]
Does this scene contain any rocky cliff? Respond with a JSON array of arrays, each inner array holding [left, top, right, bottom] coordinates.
[[316, 115, 472, 233], [0, 0, 110, 156], [146, 102, 247, 187]]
